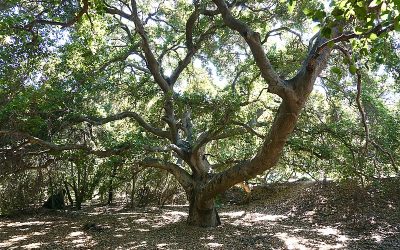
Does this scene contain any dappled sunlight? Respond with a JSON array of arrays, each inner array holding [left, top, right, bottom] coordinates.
[[0, 205, 398, 249], [161, 211, 187, 222], [157, 243, 168, 248], [199, 235, 225, 248], [131, 240, 147, 249], [372, 234, 383, 243], [222, 211, 288, 226], [275, 232, 310, 250], [0, 235, 30, 248], [149, 209, 187, 228], [118, 212, 143, 216], [68, 231, 85, 237], [244, 213, 288, 222], [275, 232, 346, 250], [317, 226, 340, 236], [136, 218, 148, 222], [66, 230, 94, 247], [0, 216, 98, 249], [115, 226, 131, 232], [8, 235, 28, 242], [21, 242, 43, 249], [207, 242, 224, 248], [31, 231, 47, 236], [220, 210, 246, 218], [1, 179, 399, 249], [5, 221, 53, 227]]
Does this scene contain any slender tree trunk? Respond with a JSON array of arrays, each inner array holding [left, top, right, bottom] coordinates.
[[107, 165, 117, 205], [76, 195, 83, 210], [107, 187, 113, 205], [64, 181, 74, 207], [130, 171, 137, 207]]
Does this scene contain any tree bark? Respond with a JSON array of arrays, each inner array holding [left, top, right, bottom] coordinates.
[[187, 187, 221, 227], [64, 181, 74, 207], [107, 165, 117, 205]]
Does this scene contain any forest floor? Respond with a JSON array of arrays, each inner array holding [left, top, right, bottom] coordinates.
[[0, 178, 400, 249]]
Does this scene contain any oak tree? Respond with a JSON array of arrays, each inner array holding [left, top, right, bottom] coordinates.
[[0, 0, 399, 226]]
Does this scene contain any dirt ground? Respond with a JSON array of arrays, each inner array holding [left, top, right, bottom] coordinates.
[[1, 179, 399, 249]]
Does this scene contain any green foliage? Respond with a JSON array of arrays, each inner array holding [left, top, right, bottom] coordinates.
[[0, 171, 46, 215], [0, 0, 399, 213]]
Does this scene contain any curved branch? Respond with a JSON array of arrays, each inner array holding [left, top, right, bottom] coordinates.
[[262, 26, 303, 44], [0, 130, 126, 157], [200, 100, 299, 202], [212, 0, 295, 101], [104, 4, 132, 21], [370, 141, 398, 174], [74, 111, 171, 139], [291, 31, 339, 100], [26, 0, 89, 29], [316, 23, 395, 55], [130, 0, 170, 92], [168, 7, 217, 86], [169, 26, 217, 85], [140, 158, 194, 192]]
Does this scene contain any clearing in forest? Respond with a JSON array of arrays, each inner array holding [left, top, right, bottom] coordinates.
[[1, 179, 399, 249]]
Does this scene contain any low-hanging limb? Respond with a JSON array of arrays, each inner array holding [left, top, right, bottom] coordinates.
[[0, 130, 128, 157], [72, 111, 171, 140], [0, 158, 55, 179], [370, 141, 398, 174], [140, 158, 194, 192]]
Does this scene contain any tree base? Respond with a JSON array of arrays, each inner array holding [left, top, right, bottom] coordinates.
[[187, 204, 221, 227]]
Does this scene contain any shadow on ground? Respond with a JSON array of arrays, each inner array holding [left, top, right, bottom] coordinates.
[[1, 178, 399, 249]]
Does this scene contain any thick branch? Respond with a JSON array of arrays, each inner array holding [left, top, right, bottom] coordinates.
[[290, 31, 339, 101], [162, 97, 179, 143], [144, 144, 186, 159], [212, 0, 294, 101], [200, 99, 301, 202], [130, 0, 170, 92]]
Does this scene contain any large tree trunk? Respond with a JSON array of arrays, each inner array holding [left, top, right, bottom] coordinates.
[[187, 190, 221, 227]]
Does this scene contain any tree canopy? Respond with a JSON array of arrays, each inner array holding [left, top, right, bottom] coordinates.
[[0, 0, 399, 226]]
